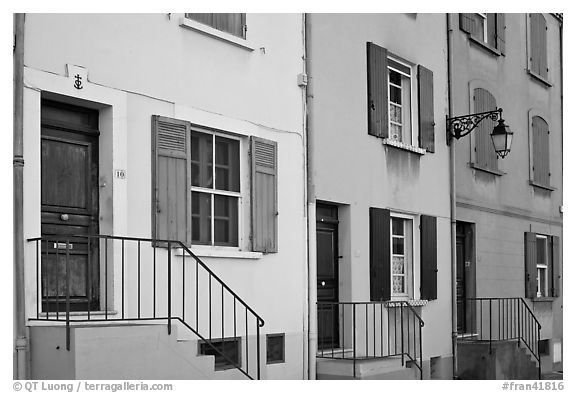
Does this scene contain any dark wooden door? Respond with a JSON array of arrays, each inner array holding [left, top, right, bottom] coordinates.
[[41, 101, 100, 312], [456, 222, 475, 334], [316, 204, 339, 349], [456, 230, 466, 333]]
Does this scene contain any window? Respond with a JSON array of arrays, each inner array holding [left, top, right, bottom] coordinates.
[[199, 338, 241, 370], [191, 131, 240, 247], [185, 13, 246, 39], [266, 334, 285, 364], [529, 114, 551, 189], [388, 58, 413, 144], [366, 42, 435, 152], [524, 232, 560, 299], [391, 216, 414, 298], [528, 14, 548, 81], [151, 116, 278, 252], [459, 14, 506, 54], [370, 209, 437, 302]]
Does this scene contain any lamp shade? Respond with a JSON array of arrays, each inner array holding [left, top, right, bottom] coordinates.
[[491, 119, 513, 159]]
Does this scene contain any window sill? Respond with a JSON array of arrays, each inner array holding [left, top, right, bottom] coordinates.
[[185, 246, 263, 260], [469, 162, 505, 176], [179, 17, 255, 52], [527, 69, 553, 87], [382, 138, 426, 155], [469, 36, 502, 57], [529, 180, 555, 192], [533, 297, 555, 303], [386, 299, 428, 307]]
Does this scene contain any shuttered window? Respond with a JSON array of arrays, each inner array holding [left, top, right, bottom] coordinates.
[[152, 116, 278, 252], [420, 215, 437, 300], [185, 13, 246, 39], [370, 208, 391, 301], [250, 137, 278, 253], [529, 14, 548, 80], [460, 13, 506, 54], [473, 88, 499, 172], [531, 116, 550, 187], [525, 232, 560, 298], [367, 42, 435, 152]]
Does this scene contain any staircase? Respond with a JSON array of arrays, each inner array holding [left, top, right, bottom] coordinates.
[[457, 297, 541, 380], [28, 234, 264, 380]]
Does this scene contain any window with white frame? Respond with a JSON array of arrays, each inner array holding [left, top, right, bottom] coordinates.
[[471, 13, 489, 42], [391, 215, 414, 298], [536, 235, 549, 297], [388, 58, 414, 145], [191, 130, 240, 247]]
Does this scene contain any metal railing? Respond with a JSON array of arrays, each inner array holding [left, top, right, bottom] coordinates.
[[28, 234, 265, 380], [462, 298, 541, 379], [317, 301, 424, 379]]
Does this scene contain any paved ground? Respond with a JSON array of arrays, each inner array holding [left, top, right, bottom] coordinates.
[[541, 371, 563, 380]]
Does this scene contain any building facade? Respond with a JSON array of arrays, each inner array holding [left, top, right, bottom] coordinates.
[[15, 13, 308, 380], [449, 13, 563, 378]]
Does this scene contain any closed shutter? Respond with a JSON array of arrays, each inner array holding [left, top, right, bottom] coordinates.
[[524, 232, 538, 298], [367, 42, 388, 138], [487, 14, 497, 48], [151, 115, 191, 244], [530, 14, 548, 79], [459, 13, 475, 34], [417, 65, 435, 153], [532, 116, 550, 186], [186, 13, 246, 38], [370, 208, 390, 301], [550, 236, 560, 297], [420, 215, 437, 300], [496, 14, 506, 54], [251, 137, 278, 253], [474, 88, 498, 171]]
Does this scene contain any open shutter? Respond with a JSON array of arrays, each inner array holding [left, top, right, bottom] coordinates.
[[459, 13, 475, 34], [524, 232, 538, 298], [496, 14, 506, 54], [420, 215, 437, 300], [550, 236, 560, 297], [251, 136, 278, 253], [367, 42, 388, 138], [151, 115, 191, 244], [370, 208, 390, 301], [418, 65, 435, 153], [474, 88, 498, 171]]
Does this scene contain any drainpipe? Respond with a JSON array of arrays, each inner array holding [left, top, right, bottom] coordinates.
[[14, 13, 28, 380], [446, 13, 458, 379], [304, 12, 317, 380]]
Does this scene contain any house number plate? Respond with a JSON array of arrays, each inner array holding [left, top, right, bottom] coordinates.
[[114, 169, 126, 179]]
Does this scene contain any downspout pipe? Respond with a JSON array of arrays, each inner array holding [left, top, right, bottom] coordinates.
[[446, 13, 458, 379], [14, 13, 28, 380], [304, 12, 317, 380]]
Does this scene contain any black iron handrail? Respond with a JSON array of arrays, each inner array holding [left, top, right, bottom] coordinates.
[[28, 234, 264, 380], [317, 300, 424, 379], [463, 297, 541, 379]]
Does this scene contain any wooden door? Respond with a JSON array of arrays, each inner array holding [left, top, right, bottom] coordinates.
[[316, 204, 339, 349], [41, 101, 100, 312], [456, 222, 475, 334]]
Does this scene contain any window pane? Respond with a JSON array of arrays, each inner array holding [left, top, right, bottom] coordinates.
[[215, 137, 240, 192], [389, 69, 402, 86], [393, 238, 404, 255], [393, 276, 405, 294], [390, 124, 401, 140], [390, 85, 402, 104], [214, 195, 239, 247], [191, 132, 213, 188], [401, 75, 412, 144], [537, 237, 547, 266], [390, 105, 402, 124], [392, 218, 404, 235], [393, 256, 405, 274], [191, 192, 211, 245]]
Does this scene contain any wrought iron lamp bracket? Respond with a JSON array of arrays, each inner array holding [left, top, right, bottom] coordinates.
[[446, 108, 502, 143]]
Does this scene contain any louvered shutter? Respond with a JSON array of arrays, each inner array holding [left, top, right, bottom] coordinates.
[[487, 14, 497, 48], [370, 208, 391, 301], [251, 137, 278, 253], [459, 13, 475, 34], [474, 88, 498, 171], [186, 13, 246, 38], [496, 14, 506, 54], [551, 236, 560, 297], [151, 115, 191, 244], [367, 42, 388, 138], [420, 215, 437, 300], [530, 14, 548, 79], [524, 232, 538, 298], [532, 116, 550, 186], [418, 65, 435, 153]]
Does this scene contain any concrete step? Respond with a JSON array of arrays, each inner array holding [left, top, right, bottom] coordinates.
[[317, 355, 420, 380]]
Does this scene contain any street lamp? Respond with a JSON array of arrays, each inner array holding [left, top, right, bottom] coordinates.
[[446, 108, 513, 159]]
